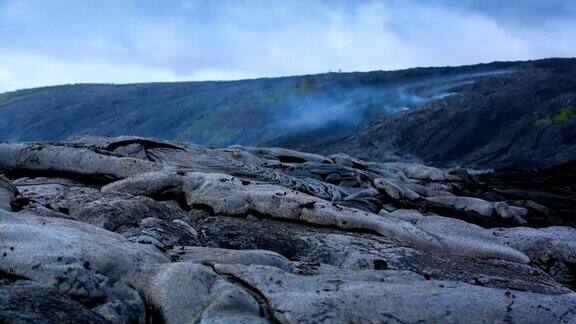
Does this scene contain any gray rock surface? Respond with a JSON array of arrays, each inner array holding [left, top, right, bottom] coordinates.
[[1, 137, 575, 323], [215, 264, 576, 323]]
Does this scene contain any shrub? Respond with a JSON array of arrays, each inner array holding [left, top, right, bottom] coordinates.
[[296, 80, 316, 95], [552, 107, 576, 124]]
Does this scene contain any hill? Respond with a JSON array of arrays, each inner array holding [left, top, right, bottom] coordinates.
[[1, 58, 575, 169], [309, 58, 576, 169]]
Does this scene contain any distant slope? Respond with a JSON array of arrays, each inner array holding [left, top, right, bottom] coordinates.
[[1, 58, 575, 169], [0, 61, 521, 146], [309, 58, 576, 169]]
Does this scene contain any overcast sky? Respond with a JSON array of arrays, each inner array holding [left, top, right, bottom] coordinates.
[[0, 0, 575, 92]]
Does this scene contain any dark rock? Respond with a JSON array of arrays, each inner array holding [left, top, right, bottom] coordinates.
[[314, 61, 576, 169], [0, 280, 106, 323], [0, 175, 18, 211]]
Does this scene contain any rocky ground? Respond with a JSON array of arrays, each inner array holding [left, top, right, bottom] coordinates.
[[1, 137, 575, 323]]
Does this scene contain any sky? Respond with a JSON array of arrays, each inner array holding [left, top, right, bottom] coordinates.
[[0, 0, 575, 92]]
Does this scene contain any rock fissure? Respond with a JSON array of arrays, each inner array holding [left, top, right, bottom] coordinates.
[[205, 262, 281, 324]]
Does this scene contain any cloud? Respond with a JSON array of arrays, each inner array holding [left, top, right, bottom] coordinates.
[[0, 51, 258, 92], [0, 0, 574, 92]]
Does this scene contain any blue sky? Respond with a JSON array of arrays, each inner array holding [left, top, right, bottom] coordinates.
[[0, 0, 575, 91]]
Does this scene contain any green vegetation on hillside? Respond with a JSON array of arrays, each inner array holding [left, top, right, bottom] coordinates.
[[552, 107, 576, 124], [0, 89, 34, 103], [296, 79, 316, 95], [0, 85, 82, 104], [179, 89, 292, 146]]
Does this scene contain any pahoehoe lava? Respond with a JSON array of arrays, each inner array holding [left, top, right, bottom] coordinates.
[[1, 137, 575, 323]]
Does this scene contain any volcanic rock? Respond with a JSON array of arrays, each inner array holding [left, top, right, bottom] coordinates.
[[1, 137, 575, 323]]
